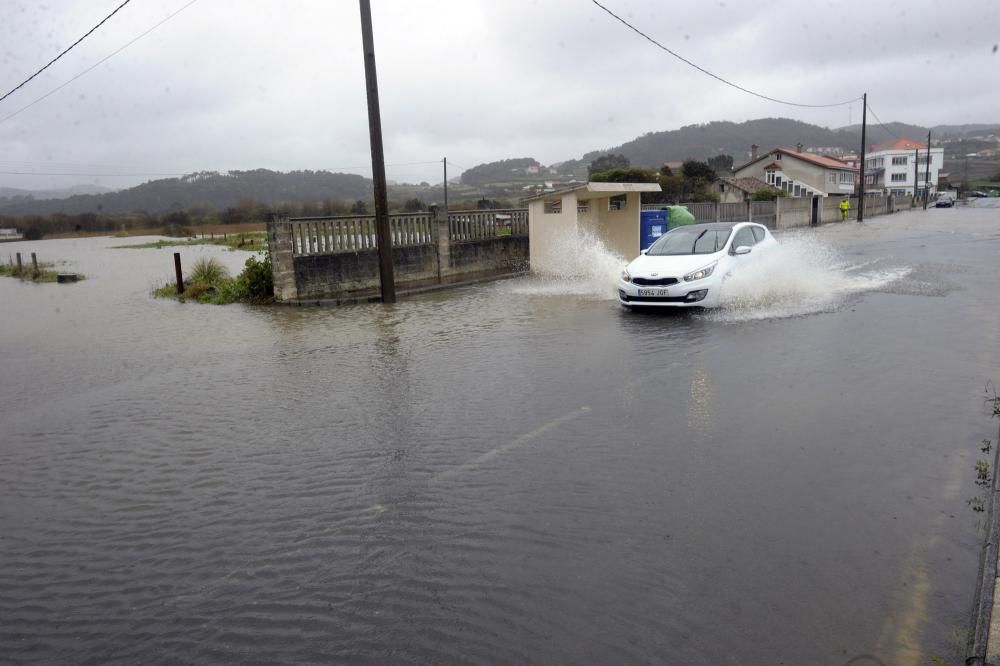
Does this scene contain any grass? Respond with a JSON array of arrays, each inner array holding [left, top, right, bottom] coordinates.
[[113, 231, 267, 252], [1, 258, 84, 283]]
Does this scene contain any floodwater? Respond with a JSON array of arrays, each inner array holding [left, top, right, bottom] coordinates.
[[2, 207, 1000, 664]]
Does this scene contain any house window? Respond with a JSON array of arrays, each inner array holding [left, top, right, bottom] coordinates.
[[892, 156, 907, 166], [543, 198, 562, 214], [766, 170, 775, 184], [608, 195, 626, 211], [577, 199, 590, 213], [775, 176, 782, 187], [891, 173, 907, 182], [829, 172, 837, 183], [793, 184, 801, 196], [774, 153, 782, 160]]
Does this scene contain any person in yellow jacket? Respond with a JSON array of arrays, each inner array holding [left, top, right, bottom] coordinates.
[[839, 197, 851, 221]]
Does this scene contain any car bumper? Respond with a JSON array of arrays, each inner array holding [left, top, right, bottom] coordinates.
[[617, 279, 717, 307]]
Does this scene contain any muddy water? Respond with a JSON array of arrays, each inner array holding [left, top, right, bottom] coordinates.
[[2, 211, 999, 664]]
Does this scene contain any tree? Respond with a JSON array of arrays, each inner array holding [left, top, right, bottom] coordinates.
[[588, 153, 630, 178], [590, 167, 658, 183], [681, 160, 717, 182], [403, 198, 426, 212], [350, 200, 369, 215], [707, 154, 734, 174]]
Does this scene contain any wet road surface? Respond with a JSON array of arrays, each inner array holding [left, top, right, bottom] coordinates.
[[2, 206, 1000, 664]]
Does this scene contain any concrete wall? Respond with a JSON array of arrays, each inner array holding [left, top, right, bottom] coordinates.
[[594, 191, 641, 260], [529, 192, 578, 274], [268, 207, 529, 304]]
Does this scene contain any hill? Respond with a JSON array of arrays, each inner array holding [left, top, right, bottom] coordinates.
[[0, 170, 373, 216]]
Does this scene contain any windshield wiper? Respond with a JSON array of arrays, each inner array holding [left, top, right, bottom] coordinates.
[[690, 230, 707, 254]]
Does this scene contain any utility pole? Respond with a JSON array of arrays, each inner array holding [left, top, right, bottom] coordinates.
[[913, 149, 918, 204], [359, 0, 395, 303], [923, 130, 932, 210], [443, 157, 449, 212], [857, 92, 867, 223]]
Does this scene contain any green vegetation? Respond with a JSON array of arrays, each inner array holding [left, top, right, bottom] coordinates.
[[113, 232, 266, 251], [752, 187, 787, 202], [1, 257, 83, 283], [590, 167, 659, 183], [976, 459, 991, 484], [153, 251, 273, 305]]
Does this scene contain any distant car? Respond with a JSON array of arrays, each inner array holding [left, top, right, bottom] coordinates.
[[967, 191, 988, 198], [618, 221, 777, 309], [935, 197, 954, 208]]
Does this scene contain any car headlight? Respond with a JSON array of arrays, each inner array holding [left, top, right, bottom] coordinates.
[[683, 261, 717, 282], [621, 268, 631, 282]]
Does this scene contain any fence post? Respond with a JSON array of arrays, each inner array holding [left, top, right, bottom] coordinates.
[[746, 200, 752, 222], [715, 201, 721, 223], [431, 204, 450, 283], [775, 197, 782, 229], [173, 252, 185, 294], [31, 252, 38, 277], [15, 252, 22, 275], [266, 215, 298, 302]]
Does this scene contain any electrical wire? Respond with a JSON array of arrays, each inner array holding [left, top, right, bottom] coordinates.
[[0, 0, 133, 105], [0, 0, 201, 126], [865, 101, 902, 142], [589, 0, 861, 108]]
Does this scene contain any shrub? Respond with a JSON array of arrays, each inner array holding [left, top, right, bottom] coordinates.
[[221, 252, 273, 303], [187, 257, 229, 286]]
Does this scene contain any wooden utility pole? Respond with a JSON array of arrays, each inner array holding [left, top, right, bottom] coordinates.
[[913, 149, 919, 204], [857, 93, 867, 223], [923, 130, 932, 210], [443, 157, 449, 212], [359, 0, 396, 303]]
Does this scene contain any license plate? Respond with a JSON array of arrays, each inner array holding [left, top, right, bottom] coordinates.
[[637, 288, 668, 297]]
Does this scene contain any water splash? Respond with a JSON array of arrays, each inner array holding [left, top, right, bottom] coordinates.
[[710, 236, 910, 322], [504, 232, 626, 299]]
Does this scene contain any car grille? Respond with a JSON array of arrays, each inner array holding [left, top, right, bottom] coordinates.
[[620, 293, 689, 303], [631, 277, 679, 286]]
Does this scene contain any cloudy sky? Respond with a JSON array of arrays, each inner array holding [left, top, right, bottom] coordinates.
[[1, 0, 998, 190]]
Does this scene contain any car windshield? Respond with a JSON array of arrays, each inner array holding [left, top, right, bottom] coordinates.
[[647, 227, 731, 255]]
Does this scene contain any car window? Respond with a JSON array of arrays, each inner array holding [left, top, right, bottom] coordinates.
[[647, 227, 732, 255], [751, 226, 766, 243], [731, 227, 756, 251]]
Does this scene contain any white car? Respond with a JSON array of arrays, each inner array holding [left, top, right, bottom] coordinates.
[[618, 221, 777, 308]]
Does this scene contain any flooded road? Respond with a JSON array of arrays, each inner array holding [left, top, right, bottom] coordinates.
[[2, 207, 1000, 664]]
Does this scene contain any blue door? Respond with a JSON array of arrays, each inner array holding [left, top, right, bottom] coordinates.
[[640, 209, 668, 251]]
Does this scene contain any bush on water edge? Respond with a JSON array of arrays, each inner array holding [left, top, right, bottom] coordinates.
[[1, 259, 84, 283], [153, 252, 273, 305]]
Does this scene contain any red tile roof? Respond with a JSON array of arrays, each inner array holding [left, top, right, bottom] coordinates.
[[874, 137, 927, 151], [719, 176, 771, 193], [736, 147, 858, 173]]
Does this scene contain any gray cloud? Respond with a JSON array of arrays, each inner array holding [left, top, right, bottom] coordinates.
[[0, 0, 997, 191]]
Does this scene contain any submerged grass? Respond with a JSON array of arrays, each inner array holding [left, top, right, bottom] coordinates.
[[114, 231, 266, 252], [1, 259, 84, 283]]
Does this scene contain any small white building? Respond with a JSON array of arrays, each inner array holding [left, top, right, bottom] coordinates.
[[863, 138, 944, 198], [526, 182, 662, 272]]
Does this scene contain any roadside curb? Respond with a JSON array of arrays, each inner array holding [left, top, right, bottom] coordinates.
[[967, 414, 1000, 665]]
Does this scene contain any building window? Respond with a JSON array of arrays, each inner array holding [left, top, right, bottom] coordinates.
[[775, 176, 782, 187], [774, 153, 782, 160], [892, 156, 907, 166], [577, 199, 590, 213], [794, 184, 801, 196], [829, 172, 837, 183], [766, 170, 775, 184], [608, 195, 626, 211], [891, 173, 907, 182], [543, 198, 562, 214]]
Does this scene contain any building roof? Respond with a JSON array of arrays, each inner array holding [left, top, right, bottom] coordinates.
[[718, 176, 771, 194], [735, 147, 858, 173], [873, 137, 927, 151], [524, 181, 661, 201]]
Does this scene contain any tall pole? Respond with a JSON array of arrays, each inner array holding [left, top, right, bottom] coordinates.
[[359, 0, 395, 303], [443, 157, 449, 212], [857, 92, 867, 223], [913, 149, 918, 204], [923, 130, 932, 210]]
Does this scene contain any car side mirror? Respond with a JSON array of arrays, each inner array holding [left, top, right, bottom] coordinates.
[[640, 248, 648, 255], [733, 245, 752, 255]]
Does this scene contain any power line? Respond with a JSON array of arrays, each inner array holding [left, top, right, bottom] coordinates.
[[865, 101, 902, 141], [0, 0, 201, 126], [589, 0, 861, 109], [0, 0, 133, 105]]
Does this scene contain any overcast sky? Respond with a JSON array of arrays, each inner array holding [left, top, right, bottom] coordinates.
[[1, 0, 998, 190]]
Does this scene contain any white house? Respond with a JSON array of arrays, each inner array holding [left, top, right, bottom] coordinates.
[[733, 146, 857, 199], [863, 138, 944, 198], [526, 182, 661, 272]]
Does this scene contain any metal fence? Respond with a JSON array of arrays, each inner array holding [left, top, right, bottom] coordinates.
[[290, 213, 433, 256], [718, 202, 745, 222], [449, 209, 528, 242], [750, 201, 776, 229]]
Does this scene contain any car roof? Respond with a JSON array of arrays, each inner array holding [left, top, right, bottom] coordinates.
[[669, 221, 759, 231]]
